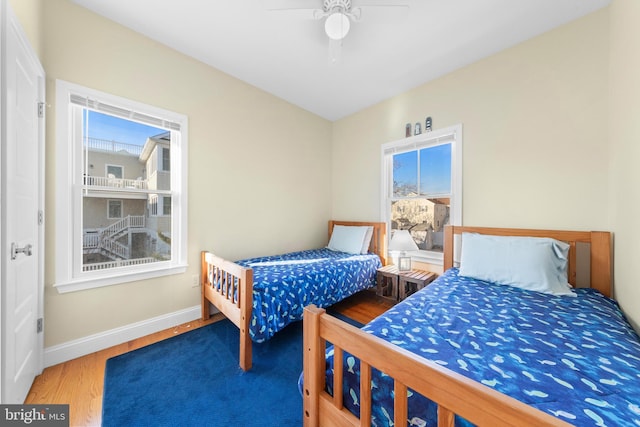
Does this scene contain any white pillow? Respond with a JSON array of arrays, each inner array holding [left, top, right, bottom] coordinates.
[[458, 232, 574, 296], [328, 225, 370, 255], [360, 226, 374, 254]]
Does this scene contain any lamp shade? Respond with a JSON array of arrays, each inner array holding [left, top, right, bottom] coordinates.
[[325, 12, 350, 40], [389, 230, 419, 252]]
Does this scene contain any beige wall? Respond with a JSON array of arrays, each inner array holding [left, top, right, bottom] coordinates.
[[8, 0, 43, 59], [609, 0, 640, 331], [39, 0, 332, 347]]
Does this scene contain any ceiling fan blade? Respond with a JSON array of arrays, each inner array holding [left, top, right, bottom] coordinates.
[[352, 3, 409, 22], [353, 0, 410, 7], [265, 0, 323, 19], [266, 8, 323, 20]]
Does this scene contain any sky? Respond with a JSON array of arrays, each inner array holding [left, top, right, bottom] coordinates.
[[394, 143, 452, 196], [85, 110, 164, 146]]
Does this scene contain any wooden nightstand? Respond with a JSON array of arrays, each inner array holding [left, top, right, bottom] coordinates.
[[377, 266, 437, 302], [398, 270, 437, 300], [376, 265, 399, 302]]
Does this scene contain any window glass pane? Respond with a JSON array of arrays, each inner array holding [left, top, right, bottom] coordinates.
[[163, 196, 171, 216], [107, 200, 122, 219], [162, 147, 170, 172], [149, 195, 158, 217], [106, 165, 123, 179], [81, 110, 171, 272], [420, 143, 451, 196], [391, 198, 450, 252], [392, 151, 418, 197]]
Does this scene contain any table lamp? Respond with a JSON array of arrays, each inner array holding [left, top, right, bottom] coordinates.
[[389, 229, 419, 271]]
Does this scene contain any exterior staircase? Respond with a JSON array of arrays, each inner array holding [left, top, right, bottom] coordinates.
[[83, 215, 146, 261]]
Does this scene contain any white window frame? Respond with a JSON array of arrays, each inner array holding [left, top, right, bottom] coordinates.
[[54, 80, 189, 293], [380, 124, 462, 265]]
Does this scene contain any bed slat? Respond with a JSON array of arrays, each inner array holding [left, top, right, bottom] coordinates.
[[394, 382, 408, 427], [359, 361, 371, 426], [438, 406, 455, 427], [333, 347, 344, 409]]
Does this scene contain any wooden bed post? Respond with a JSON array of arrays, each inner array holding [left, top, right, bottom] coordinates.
[[303, 305, 325, 427], [443, 225, 454, 270], [201, 251, 210, 320], [239, 268, 253, 372], [590, 231, 612, 298]]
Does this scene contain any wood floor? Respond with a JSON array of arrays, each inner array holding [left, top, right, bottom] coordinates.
[[24, 290, 392, 427]]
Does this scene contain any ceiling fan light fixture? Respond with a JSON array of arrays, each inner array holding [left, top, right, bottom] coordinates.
[[324, 12, 350, 40]]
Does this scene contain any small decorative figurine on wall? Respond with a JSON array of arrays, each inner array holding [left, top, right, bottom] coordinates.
[[425, 116, 432, 132], [414, 122, 421, 135], [405, 123, 412, 137]]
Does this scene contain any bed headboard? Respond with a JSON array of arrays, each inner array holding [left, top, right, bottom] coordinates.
[[328, 220, 387, 266], [443, 225, 613, 298]]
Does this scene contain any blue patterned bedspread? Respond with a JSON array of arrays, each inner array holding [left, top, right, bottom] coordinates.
[[328, 267, 640, 427], [236, 248, 381, 343]]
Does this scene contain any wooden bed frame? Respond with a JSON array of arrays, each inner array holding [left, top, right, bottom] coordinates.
[[303, 225, 612, 427], [201, 220, 387, 371]]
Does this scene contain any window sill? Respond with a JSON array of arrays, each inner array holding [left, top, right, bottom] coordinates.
[[389, 251, 444, 267], [411, 252, 443, 266], [54, 263, 188, 293]]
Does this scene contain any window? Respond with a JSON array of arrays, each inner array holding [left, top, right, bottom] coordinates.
[[163, 196, 172, 216], [107, 200, 122, 219], [162, 147, 170, 172], [106, 164, 123, 179], [381, 124, 462, 265], [149, 195, 158, 217], [54, 80, 188, 292]]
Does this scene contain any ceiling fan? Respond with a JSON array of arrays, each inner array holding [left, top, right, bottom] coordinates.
[[266, 0, 409, 63]]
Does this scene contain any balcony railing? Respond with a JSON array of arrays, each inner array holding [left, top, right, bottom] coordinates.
[[84, 137, 143, 156], [84, 175, 147, 190], [82, 257, 157, 272]]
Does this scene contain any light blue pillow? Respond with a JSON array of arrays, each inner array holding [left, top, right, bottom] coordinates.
[[327, 225, 370, 255], [458, 232, 574, 296], [360, 226, 374, 254]]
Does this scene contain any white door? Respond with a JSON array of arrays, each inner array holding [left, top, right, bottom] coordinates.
[[1, 2, 45, 404]]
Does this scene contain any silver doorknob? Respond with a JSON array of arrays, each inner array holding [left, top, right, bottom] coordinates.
[[11, 243, 32, 260]]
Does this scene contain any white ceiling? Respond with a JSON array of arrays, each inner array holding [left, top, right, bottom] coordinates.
[[71, 0, 610, 121]]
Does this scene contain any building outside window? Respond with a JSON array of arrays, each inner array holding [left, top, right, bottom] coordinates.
[[381, 124, 462, 265], [54, 80, 188, 292]]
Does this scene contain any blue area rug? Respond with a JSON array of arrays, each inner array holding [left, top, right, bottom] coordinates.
[[103, 319, 305, 427]]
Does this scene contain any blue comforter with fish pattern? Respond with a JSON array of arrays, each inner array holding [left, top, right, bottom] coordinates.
[[236, 248, 381, 343], [327, 267, 640, 427]]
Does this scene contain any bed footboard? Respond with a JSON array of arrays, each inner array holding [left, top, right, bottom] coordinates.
[[302, 305, 571, 427], [201, 251, 253, 371]]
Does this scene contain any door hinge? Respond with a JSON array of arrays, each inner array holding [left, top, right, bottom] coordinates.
[[37, 102, 45, 119], [38, 210, 44, 226], [37, 318, 43, 333]]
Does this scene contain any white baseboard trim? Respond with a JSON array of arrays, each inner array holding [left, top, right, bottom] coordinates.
[[43, 305, 201, 368]]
